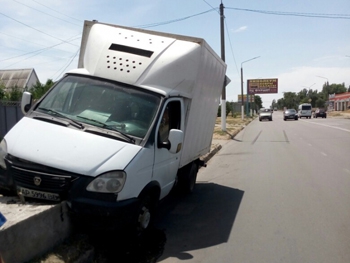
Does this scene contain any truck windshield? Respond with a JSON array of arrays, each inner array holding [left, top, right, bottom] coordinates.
[[37, 74, 161, 139]]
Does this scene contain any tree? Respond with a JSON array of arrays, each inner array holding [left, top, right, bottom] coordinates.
[[6, 86, 22, 101], [271, 99, 277, 109], [297, 88, 308, 103], [315, 98, 326, 108], [283, 92, 298, 109], [322, 83, 347, 99], [254, 95, 263, 110], [29, 79, 54, 100], [0, 83, 5, 100], [217, 101, 232, 117]]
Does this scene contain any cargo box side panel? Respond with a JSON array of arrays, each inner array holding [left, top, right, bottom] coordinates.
[[179, 42, 226, 167]]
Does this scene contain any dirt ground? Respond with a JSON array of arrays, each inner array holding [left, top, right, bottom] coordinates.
[[212, 114, 256, 140], [327, 109, 350, 118]]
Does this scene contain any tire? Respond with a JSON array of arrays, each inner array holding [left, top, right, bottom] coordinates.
[[270, 118, 272, 121], [284, 118, 286, 121], [136, 192, 158, 235], [178, 162, 198, 194]]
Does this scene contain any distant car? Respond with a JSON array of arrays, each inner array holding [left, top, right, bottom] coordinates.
[[283, 109, 298, 121], [313, 108, 327, 118], [259, 108, 272, 121]]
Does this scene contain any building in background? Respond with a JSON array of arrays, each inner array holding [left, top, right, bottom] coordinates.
[[328, 92, 350, 111], [0, 68, 39, 93]]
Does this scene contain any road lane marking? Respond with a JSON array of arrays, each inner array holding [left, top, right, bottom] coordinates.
[[301, 120, 350, 133], [283, 130, 289, 143], [252, 130, 262, 145], [321, 152, 327, 156]]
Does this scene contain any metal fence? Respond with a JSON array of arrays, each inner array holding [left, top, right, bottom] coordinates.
[[0, 101, 23, 139]]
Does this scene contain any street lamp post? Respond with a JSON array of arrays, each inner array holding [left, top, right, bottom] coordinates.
[[301, 83, 316, 106], [302, 83, 316, 89], [241, 56, 260, 119], [316, 75, 329, 85]]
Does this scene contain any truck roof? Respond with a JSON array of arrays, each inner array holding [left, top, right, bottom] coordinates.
[[73, 20, 226, 99]]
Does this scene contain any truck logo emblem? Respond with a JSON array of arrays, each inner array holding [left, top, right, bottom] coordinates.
[[34, 177, 42, 186]]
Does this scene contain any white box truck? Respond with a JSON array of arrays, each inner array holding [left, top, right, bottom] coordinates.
[[0, 20, 226, 230]]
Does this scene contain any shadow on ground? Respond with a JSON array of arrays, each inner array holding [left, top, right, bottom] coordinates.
[[155, 182, 244, 261], [28, 183, 243, 263]]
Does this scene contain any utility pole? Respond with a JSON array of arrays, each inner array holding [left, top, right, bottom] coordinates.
[[220, 1, 226, 131]]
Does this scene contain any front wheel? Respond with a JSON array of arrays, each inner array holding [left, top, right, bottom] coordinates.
[[135, 193, 158, 234]]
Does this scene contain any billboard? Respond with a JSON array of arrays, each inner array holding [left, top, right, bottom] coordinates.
[[238, 94, 254, 102], [248, 78, 278, 94]]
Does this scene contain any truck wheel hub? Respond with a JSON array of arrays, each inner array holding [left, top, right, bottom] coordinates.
[[139, 207, 151, 229]]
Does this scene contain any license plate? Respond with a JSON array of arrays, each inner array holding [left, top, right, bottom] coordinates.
[[17, 187, 60, 201]]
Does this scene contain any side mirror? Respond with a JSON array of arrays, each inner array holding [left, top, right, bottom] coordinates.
[[21, 92, 32, 115], [168, 129, 184, 154]]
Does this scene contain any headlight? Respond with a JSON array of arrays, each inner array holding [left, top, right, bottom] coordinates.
[[0, 139, 7, 169], [86, 171, 126, 193]]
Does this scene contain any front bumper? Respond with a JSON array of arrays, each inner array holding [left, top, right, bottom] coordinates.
[[284, 115, 297, 119], [260, 115, 272, 119], [67, 196, 140, 229], [4, 154, 140, 229]]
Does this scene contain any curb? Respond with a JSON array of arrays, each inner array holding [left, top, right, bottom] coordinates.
[[201, 144, 222, 164], [0, 201, 72, 263]]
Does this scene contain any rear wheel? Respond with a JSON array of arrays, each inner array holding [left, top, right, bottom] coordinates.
[[178, 162, 198, 194]]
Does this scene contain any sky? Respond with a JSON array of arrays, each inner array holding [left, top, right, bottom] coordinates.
[[1, 0, 350, 107]]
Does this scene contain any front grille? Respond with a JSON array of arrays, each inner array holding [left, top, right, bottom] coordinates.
[[12, 166, 76, 190], [7, 155, 80, 193]]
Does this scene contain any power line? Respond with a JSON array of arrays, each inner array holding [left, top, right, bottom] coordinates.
[[135, 9, 216, 28], [12, 0, 81, 26], [0, 12, 79, 46], [52, 48, 80, 81], [30, 0, 82, 23], [224, 19, 239, 76], [0, 35, 81, 63], [0, 31, 47, 48], [226, 7, 350, 19], [201, 0, 220, 15]]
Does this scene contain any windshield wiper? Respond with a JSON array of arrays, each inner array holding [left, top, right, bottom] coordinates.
[[76, 116, 135, 144], [38, 108, 85, 129]]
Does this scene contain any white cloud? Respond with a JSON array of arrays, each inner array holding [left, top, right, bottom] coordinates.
[[233, 26, 247, 33]]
